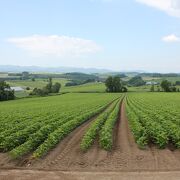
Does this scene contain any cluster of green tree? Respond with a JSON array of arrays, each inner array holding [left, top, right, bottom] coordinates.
[[0, 77, 20, 81], [0, 72, 32, 81], [103, 73, 127, 79], [115, 73, 127, 78], [105, 76, 127, 92], [160, 80, 179, 92], [65, 79, 96, 87], [4, 72, 100, 82], [21, 71, 30, 80], [62, 72, 99, 81], [8, 73, 22, 76], [175, 81, 180, 85], [30, 78, 61, 96], [26, 72, 97, 80], [0, 81, 15, 101], [149, 85, 160, 92], [31, 73, 69, 79], [128, 76, 145, 86]]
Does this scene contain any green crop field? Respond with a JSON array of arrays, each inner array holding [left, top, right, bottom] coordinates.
[[7, 79, 105, 98], [80, 96, 123, 151], [1, 91, 180, 160], [62, 82, 106, 93], [128, 85, 153, 92], [126, 92, 180, 148], [0, 93, 121, 159], [7, 78, 69, 89]]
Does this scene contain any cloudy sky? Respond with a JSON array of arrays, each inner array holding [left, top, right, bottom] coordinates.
[[0, 0, 180, 72]]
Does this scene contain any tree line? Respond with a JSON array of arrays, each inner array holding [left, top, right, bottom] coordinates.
[[105, 76, 127, 92], [30, 78, 61, 96], [0, 81, 15, 101], [150, 80, 180, 92]]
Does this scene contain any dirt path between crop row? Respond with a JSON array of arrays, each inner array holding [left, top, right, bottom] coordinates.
[[26, 101, 180, 171], [1, 100, 180, 179]]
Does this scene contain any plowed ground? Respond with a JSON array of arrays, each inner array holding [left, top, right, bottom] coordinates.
[[1, 102, 180, 180]]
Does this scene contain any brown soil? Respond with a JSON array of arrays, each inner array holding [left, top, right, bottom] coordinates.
[[1, 170, 180, 180], [1, 101, 180, 179]]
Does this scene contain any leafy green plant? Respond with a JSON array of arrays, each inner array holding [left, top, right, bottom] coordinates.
[[80, 100, 120, 151], [99, 100, 121, 150]]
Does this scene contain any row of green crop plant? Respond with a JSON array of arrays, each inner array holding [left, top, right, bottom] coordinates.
[[128, 94, 180, 134], [124, 99, 148, 148], [99, 99, 121, 150], [0, 101, 91, 132], [128, 95, 180, 147], [126, 93, 180, 148], [126, 97, 168, 148], [0, 93, 121, 158], [128, 95, 180, 127], [80, 96, 123, 151], [0, 93, 119, 141], [0, 100, 107, 144], [0, 103, 105, 151], [10, 101, 112, 159]]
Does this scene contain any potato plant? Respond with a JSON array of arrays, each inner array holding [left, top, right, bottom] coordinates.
[[80, 99, 120, 151]]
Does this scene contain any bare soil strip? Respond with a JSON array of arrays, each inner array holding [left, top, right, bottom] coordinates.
[[1, 169, 180, 180]]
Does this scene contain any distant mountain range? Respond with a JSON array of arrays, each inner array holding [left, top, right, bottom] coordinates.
[[1, 65, 179, 76], [0, 65, 113, 74], [0, 65, 146, 74]]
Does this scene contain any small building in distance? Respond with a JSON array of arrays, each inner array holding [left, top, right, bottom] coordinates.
[[10, 86, 24, 91], [146, 81, 158, 85]]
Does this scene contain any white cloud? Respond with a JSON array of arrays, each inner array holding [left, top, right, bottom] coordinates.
[[7, 35, 102, 57], [162, 34, 180, 42], [136, 0, 180, 17]]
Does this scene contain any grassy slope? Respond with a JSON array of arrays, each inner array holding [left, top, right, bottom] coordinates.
[[142, 76, 180, 83], [7, 78, 69, 98], [7, 78, 69, 89], [5, 75, 180, 97], [7, 79, 105, 97], [62, 82, 105, 93]]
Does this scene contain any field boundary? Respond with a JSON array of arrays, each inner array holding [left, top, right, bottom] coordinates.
[[1, 167, 180, 172], [1, 169, 180, 180]]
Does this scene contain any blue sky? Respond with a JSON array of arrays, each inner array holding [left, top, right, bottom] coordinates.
[[0, 0, 180, 72]]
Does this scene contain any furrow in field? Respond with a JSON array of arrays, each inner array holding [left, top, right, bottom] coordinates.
[[31, 113, 103, 170]]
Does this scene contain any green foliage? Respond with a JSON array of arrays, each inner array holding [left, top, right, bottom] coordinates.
[[0, 81, 15, 101], [62, 82, 106, 93], [80, 100, 119, 151], [175, 81, 180, 85], [65, 79, 96, 87], [31, 78, 35, 81], [161, 80, 171, 92], [128, 76, 145, 87], [99, 100, 121, 150], [126, 93, 180, 148], [105, 76, 113, 92], [51, 82, 61, 93], [30, 78, 61, 96], [150, 85, 155, 92], [32, 104, 107, 158], [0, 93, 120, 159], [105, 76, 127, 92], [125, 99, 148, 148], [160, 80, 178, 92], [62, 72, 98, 82], [21, 72, 29, 80]]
